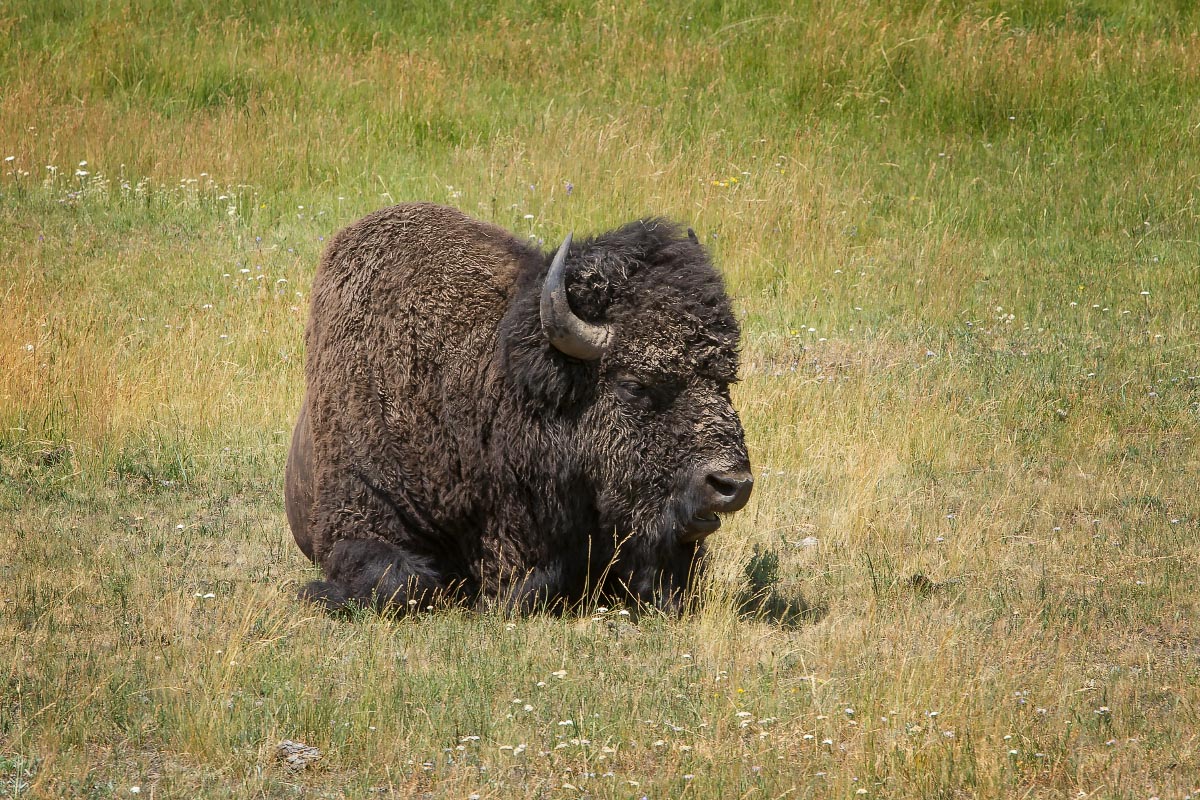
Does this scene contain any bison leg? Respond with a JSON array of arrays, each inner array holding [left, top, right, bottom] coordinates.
[[299, 538, 457, 614], [493, 564, 574, 615], [611, 542, 707, 616]]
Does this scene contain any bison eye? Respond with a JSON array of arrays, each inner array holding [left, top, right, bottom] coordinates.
[[614, 377, 654, 409]]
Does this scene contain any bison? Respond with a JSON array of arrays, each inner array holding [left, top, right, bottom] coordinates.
[[285, 203, 752, 615]]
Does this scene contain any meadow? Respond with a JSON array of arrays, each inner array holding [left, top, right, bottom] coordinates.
[[2, 1, 1198, 796]]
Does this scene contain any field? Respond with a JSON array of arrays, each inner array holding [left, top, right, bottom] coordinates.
[[2, 1, 1199, 797]]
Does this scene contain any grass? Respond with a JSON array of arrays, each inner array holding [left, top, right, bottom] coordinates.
[[2, 0, 1198, 797]]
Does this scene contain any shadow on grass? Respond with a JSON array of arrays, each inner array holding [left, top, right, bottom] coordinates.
[[735, 546, 827, 628]]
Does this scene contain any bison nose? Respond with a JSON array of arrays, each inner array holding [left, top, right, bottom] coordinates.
[[704, 469, 754, 513]]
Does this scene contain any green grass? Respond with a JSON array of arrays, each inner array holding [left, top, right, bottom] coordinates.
[[2, 1, 1198, 797]]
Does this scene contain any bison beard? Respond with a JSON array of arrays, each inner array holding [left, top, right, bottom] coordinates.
[[286, 203, 752, 616]]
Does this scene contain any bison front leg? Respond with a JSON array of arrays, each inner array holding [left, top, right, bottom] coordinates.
[[614, 541, 707, 616], [491, 563, 577, 615], [299, 539, 458, 614]]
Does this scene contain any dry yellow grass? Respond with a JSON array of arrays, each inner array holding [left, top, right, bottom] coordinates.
[[2, 1, 1198, 797]]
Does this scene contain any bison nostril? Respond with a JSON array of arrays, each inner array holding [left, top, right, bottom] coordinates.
[[704, 470, 754, 512]]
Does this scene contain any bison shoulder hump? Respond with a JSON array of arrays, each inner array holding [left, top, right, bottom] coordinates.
[[316, 203, 525, 309]]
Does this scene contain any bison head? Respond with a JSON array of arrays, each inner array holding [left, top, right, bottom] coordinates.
[[503, 219, 752, 565]]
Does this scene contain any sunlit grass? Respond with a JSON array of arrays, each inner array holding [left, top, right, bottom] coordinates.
[[2, 1, 1198, 797]]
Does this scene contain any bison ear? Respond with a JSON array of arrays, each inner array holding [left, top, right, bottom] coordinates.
[[687, 228, 699, 245], [540, 233, 613, 361]]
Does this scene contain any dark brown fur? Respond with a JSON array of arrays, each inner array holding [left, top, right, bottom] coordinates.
[[287, 203, 751, 614]]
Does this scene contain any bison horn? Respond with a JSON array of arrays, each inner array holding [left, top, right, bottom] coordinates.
[[540, 232, 612, 361]]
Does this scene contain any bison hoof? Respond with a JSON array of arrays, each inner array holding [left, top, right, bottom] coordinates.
[[297, 580, 352, 614]]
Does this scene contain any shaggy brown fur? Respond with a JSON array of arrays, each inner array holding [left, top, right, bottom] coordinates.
[[286, 203, 752, 614]]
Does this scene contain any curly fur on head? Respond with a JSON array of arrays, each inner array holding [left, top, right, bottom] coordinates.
[[286, 204, 752, 616], [500, 218, 739, 407]]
